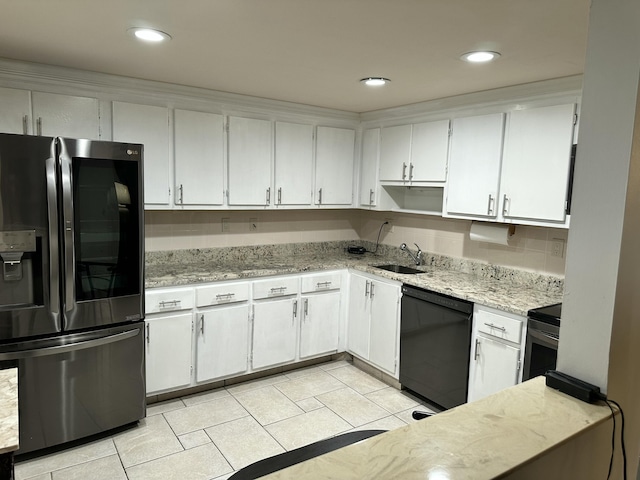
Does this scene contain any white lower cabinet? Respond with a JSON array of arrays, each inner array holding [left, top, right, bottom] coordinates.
[[252, 298, 299, 370], [300, 291, 340, 359], [347, 272, 401, 377], [468, 305, 525, 402], [347, 273, 372, 359], [368, 280, 401, 374], [195, 305, 250, 383], [145, 313, 193, 394]]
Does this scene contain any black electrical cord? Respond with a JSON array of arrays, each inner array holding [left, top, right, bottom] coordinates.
[[597, 393, 626, 480], [368, 221, 388, 254]]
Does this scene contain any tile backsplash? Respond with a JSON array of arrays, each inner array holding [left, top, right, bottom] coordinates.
[[145, 209, 568, 276]]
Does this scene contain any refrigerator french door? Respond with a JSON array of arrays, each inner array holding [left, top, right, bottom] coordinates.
[[0, 133, 145, 454]]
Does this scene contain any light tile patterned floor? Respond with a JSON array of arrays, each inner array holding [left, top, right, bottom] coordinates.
[[14, 360, 436, 480]]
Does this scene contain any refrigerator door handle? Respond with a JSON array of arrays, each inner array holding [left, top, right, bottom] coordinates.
[[0, 328, 140, 361], [58, 138, 76, 316], [46, 148, 60, 318]]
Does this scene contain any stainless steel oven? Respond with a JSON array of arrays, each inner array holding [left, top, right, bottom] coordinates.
[[522, 303, 561, 381]]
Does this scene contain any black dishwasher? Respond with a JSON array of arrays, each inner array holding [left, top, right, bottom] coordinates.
[[400, 285, 473, 410]]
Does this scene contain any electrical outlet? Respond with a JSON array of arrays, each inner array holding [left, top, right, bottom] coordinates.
[[384, 218, 394, 233], [249, 218, 258, 231], [221, 218, 230, 233], [551, 238, 565, 258]]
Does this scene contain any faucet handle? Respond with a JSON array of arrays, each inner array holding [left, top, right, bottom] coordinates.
[[414, 243, 422, 253]]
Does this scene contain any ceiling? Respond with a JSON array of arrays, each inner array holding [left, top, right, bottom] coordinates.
[[0, 0, 590, 113]]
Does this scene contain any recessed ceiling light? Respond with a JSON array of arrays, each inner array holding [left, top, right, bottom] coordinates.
[[460, 51, 501, 63], [128, 27, 172, 43], [360, 77, 390, 86]]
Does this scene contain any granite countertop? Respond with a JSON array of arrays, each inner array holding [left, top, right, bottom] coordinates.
[[0, 368, 18, 454], [261, 377, 612, 480], [145, 243, 563, 316]]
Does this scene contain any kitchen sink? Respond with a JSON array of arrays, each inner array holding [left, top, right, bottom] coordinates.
[[374, 264, 424, 275]]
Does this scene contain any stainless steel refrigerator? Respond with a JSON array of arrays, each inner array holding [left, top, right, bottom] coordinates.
[[0, 133, 146, 455]]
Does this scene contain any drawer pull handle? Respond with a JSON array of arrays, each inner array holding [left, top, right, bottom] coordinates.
[[159, 300, 181, 308], [484, 322, 506, 332], [215, 293, 235, 301], [316, 281, 332, 289], [270, 286, 287, 294]]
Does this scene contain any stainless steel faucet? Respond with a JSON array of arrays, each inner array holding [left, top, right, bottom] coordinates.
[[400, 243, 422, 265]]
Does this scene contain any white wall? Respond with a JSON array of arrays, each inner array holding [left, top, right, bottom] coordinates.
[[145, 209, 568, 276]]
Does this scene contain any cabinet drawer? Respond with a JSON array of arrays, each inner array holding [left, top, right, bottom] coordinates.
[[476, 308, 523, 344], [253, 276, 299, 299], [301, 272, 342, 293], [196, 282, 250, 307], [146, 287, 194, 314]]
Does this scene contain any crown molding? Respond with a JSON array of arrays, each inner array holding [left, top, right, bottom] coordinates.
[[0, 57, 360, 125]]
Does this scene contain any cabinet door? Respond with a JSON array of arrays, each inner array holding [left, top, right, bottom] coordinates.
[[174, 109, 224, 206], [347, 274, 371, 359], [359, 128, 380, 206], [410, 119, 449, 182], [501, 104, 575, 222], [468, 335, 520, 402], [228, 116, 272, 206], [275, 121, 313, 206], [0, 87, 31, 134], [369, 280, 400, 375], [112, 102, 170, 206], [252, 299, 298, 369], [300, 292, 340, 359], [445, 113, 505, 218], [196, 305, 249, 382], [315, 126, 355, 205], [32, 91, 100, 139], [379, 124, 411, 182], [145, 314, 192, 394]]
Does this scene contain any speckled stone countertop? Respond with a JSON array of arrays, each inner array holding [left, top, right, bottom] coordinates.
[[145, 242, 563, 316], [261, 377, 612, 480], [0, 368, 18, 454]]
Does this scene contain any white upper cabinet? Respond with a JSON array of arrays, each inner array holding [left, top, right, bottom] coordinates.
[[0, 88, 100, 139], [174, 109, 225, 207], [274, 121, 313, 206], [32, 92, 100, 140], [500, 103, 576, 223], [0, 87, 31, 134], [408, 119, 450, 182], [445, 113, 505, 219], [315, 126, 355, 206], [112, 101, 170, 206], [228, 116, 272, 206], [379, 124, 412, 182], [359, 128, 380, 207], [379, 120, 449, 184]]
